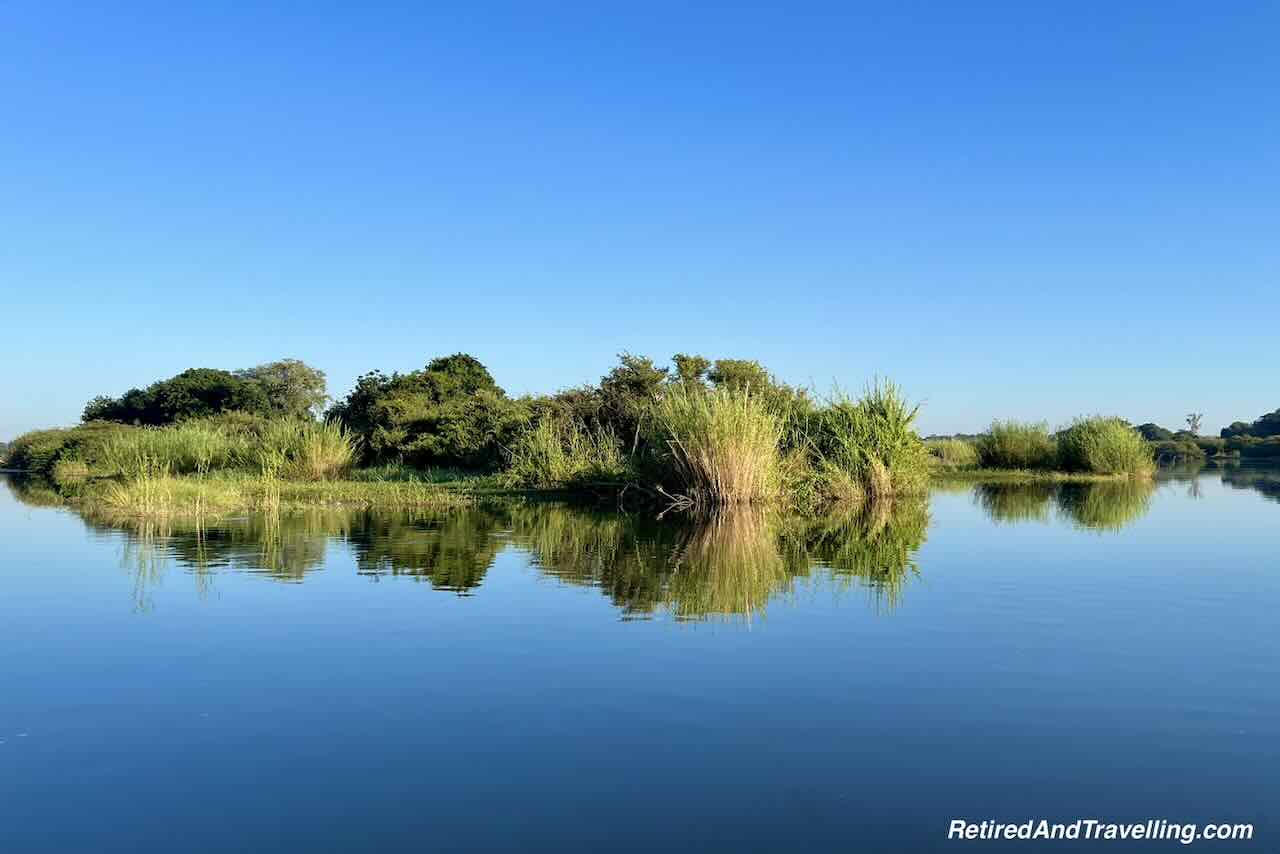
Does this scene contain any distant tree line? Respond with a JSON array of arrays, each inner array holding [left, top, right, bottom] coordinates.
[[1221, 409, 1280, 439], [82, 359, 328, 425]]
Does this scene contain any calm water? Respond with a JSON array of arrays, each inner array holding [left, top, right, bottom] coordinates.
[[2, 468, 1277, 852]]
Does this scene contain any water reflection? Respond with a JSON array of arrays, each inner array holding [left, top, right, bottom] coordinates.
[[348, 509, 503, 593], [973, 480, 1156, 531], [9, 464, 1274, 616], [26, 495, 930, 619]]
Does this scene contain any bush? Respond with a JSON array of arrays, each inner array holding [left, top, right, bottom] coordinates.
[[1057, 417, 1154, 477], [648, 384, 784, 505], [978, 421, 1058, 470]]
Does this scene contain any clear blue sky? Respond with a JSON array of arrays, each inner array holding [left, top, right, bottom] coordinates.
[[3, 1, 1277, 439]]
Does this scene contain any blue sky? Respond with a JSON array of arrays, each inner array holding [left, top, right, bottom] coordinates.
[[2, 1, 1277, 438]]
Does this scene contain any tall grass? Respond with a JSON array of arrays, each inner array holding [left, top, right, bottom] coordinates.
[[1057, 416, 1154, 477], [503, 417, 628, 488], [810, 380, 930, 502], [926, 438, 980, 469], [649, 384, 784, 505], [101, 422, 250, 477], [977, 420, 1057, 470], [260, 419, 358, 481]]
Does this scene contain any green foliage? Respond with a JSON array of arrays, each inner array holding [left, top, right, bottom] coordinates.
[[234, 359, 328, 418], [1056, 416, 1154, 477], [82, 368, 270, 425], [1136, 422, 1174, 441], [327, 354, 524, 469], [1150, 438, 1205, 462], [671, 353, 711, 384], [503, 417, 628, 489], [260, 420, 358, 481], [926, 438, 981, 468], [810, 381, 930, 502], [1221, 408, 1280, 439], [648, 384, 785, 505], [978, 420, 1058, 470]]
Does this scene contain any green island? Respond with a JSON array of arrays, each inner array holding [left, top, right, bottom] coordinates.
[[4, 353, 1275, 518]]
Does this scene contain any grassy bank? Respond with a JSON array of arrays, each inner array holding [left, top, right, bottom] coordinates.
[[3, 360, 1161, 515]]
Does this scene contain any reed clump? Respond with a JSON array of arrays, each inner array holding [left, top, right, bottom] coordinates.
[[926, 438, 980, 469], [1056, 416, 1154, 478], [648, 384, 785, 505], [977, 420, 1058, 470], [808, 380, 931, 504], [502, 417, 628, 489], [260, 419, 358, 481]]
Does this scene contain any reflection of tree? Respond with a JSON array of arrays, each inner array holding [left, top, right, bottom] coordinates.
[[4, 476, 64, 508], [346, 508, 502, 594], [1220, 467, 1280, 503]]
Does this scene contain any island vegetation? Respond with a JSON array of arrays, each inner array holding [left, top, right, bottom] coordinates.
[[0, 352, 1180, 517]]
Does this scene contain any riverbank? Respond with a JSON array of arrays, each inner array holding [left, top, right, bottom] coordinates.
[[929, 467, 1143, 484]]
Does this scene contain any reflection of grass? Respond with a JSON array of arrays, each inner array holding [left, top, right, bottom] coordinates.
[[667, 509, 801, 620], [1055, 481, 1154, 532], [782, 499, 929, 612], [4, 476, 66, 507], [974, 483, 1057, 524], [86, 473, 475, 517]]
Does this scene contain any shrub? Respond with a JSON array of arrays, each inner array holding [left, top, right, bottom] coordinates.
[[648, 384, 784, 505], [977, 420, 1058, 470], [1057, 416, 1154, 477]]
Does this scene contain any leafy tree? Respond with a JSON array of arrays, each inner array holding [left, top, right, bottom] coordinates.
[[671, 353, 711, 385], [1136, 423, 1173, 442], [707, 359, 772, 392], [235, 359, 328, 418], [1220, 408, 1280, 439], [327, 354, 524, 468], [82, 368, 269, 425]]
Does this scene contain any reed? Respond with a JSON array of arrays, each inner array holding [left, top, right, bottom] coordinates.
[[503, 417, 628, 488], [926, 438, 980, 469], [1056, 416, 1154, 478], [810, 380, 930, 502], [649, 384, 784, 505], [977, 420, 1058, 470]]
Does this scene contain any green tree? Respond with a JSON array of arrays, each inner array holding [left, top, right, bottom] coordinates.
[[235, 359, 328, 418], [671, 353, 711, 385]]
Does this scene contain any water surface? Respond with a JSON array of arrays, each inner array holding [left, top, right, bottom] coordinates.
[[1, 468, 1276, 851]]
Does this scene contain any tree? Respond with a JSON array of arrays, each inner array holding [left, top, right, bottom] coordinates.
[[1185, 412, 1204, 436], [326, 354, 523, 468], [1136, 423, 1173, 442], [235, 359, 328, 418], [671, 353, 711, 385], [706, 359, 772, 392], [81, 368, 271, 425]]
